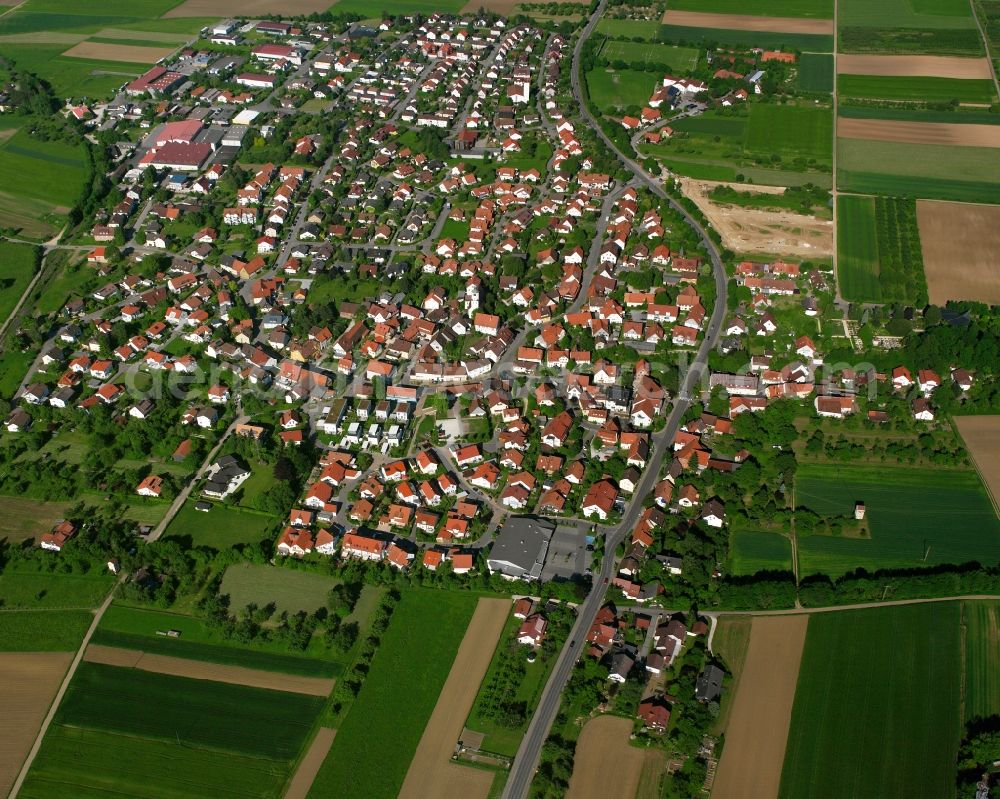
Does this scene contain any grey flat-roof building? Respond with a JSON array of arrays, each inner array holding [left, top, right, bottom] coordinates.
[[487, 516, 555, 581]]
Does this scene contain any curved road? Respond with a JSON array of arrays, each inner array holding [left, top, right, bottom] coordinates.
[[500, 3, 729, 797]]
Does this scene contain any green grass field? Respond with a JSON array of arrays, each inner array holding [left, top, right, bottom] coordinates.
[[0, 129, 86, 213], [838, 0, 977, 28], [838, 138, 1000, 203], [0, 609, 92, 650], [308, 589, 477, 799], [20, 726, 292, 799], [163, 501, 274, 550], [837, 74, 997, 103], [780, 603, 962, 799], [220, 563, 342, 616], [838, 104, 1000, 125], [836, 194, 880, 302], [659, 24, 834, 52], [666, 0, 833, 17], [586, 67, 661, 111], [730, 530, 794, 574], [56, 662, 322, 758], [0, 42, 141, 98], [596, 18, 663, 40], [963, 601, 1000, 722], [329, 0, 467, 15], [795, 463, 1000, 577], [0, 241, 37, 324], [600, 39, 700, 70], [0, 565, 115, 609], [797, 53, 834, 92], [745, 105, 833, 164], [838, 26, 984, 55], [96, 603, 353, 675]]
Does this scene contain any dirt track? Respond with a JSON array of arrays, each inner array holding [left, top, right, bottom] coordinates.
[[567, 715, 648, 799], [954, 417, 1000, 510], [838, 117, 1000, 147], [837, 54, 993, 79], [661, 10, 833, 34], [916, 200, 1000, 306], [679, 178, 833, 258], [711, 616, 808, 799], [83, 644, 334, 696], [164, 0, 332, 16], [0, 652, 73, 798], [398, 598, 510, 799], [285, 728, 336, 799], [62, 41, 177, 63]]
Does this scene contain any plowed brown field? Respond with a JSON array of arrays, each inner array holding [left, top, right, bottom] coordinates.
[[0, 652, 73, 797], [916, 200, 1000, 306], [711, 615, 808, 799], [164, 0, 332, 16], [837, 54, 993, 78], [838, 117, 1000, 147], [661, 10, 833, 34], [954, 417, 1000, 510], [62, 42, 177, 63], [567, 715, 647, 799]]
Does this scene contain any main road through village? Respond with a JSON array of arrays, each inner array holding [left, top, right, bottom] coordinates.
[[500, 1, 729, 796]]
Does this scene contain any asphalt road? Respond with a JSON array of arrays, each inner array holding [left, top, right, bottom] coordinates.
[[500, 3, 729, 797]]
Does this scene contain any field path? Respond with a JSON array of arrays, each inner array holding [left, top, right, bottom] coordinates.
[[82, 644, 335, 696], [711, 616, 809, 799], [7, 584, 119, 799], [284, 728, 336, 799], [398, 597, 510, 799]]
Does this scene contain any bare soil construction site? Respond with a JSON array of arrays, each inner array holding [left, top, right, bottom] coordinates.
[[678, 178, 833, 259], [838, 118, 1000, 148], [82, 644, 334, 696], [660, 10, 833, 34], [916, 200, 1000, 306], [836, 54, 994, 79], [711, 615, 808, 799], [398, 598, 511, 799]]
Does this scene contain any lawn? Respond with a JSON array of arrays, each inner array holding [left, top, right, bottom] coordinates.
[[838, 138, 1000, 204], [600, 39, 700, 70], [796, 53, 834, 93], [0, 241, 38, 323], [795, 463, 1000, 577], [20, 726, 291, 799], [56, 662, 322, 758], [836, 194, 880, 302], [96, 603, 351, 676], [0, 494, 73, 544], [666, 0, 833, 17], [307, 589, 478, 799], [585, 67, 661, 112], [780, 603, 962, 799], [32, 250, 98, 314], [962, 600, 1000, 722], [659, 24, 834, 52], [837, 74, 997, 103], [0, 129, 86, 207], [0, 609, 92, 651], [220, 562, 343, 616], [729, 529, 794, 575], [0, 564, 115, 609], [163, 501, 275, 550]]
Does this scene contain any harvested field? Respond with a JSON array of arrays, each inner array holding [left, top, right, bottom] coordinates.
[[0, 651, 73, 798], [164, 0, 333, 16], [916, 200, 1000, 305], [285, 728, 336, 799], [836, 53, 993, 78], [62, 41, 177, 63], [398, 597, 510, 799], [711, 615, 808, 799], [838, 117, 1000, 147], [954, 416, 1000, 510], [82, 644, 334, 696], [679, 177, 833, 258], [660, 10, 833, 34], [567, 715, 647, 799], [95, 27, 193, 42]]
